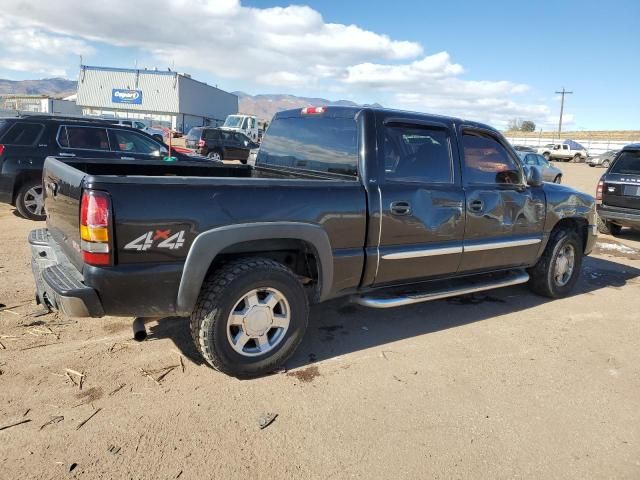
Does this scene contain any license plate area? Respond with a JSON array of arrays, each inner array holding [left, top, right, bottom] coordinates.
[[623, 185, 640, 196]]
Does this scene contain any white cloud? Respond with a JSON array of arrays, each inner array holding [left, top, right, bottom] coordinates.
[[0, 0, 558, 127], [0, 17, 94, 77]]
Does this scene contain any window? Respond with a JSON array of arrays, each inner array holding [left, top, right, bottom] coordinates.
[[610, 151, 640, 175], [523, 154, 539, 166], [134, 121, 146, 130], [186, 128, 204, 140], [1, 122, 43, 146], [462, 132, 522, 185], [256, 115, 358, 177], [110, 129, 163, 154], [242, 118, 249, 130], [384, 125, 452, 183], [120, 120, 133, 127], [62, 126, 110, 150], [204, 129, 220, 140]]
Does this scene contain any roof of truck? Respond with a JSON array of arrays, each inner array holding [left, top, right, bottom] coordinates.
[[274, 105, 500, 135], [622, 143, 640, 151]]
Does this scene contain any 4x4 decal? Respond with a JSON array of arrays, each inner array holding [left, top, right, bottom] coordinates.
[[124, 230, 186, 251]]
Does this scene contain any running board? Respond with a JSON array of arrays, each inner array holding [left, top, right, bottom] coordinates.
[[351, 271, 530, 309]]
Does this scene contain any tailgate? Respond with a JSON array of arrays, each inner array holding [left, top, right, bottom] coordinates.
[[602, 150, 640, 210], [42, 157, 87, 272]]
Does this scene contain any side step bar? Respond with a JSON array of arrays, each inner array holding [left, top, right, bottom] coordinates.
[[351, 270, 530, 309]]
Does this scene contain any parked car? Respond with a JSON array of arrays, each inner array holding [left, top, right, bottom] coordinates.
[[30, 105, 597, 377], [0, 115, 215, 220], [110, 119, 165, 142], [588, 149, 618, 168], [513, 145, 537, 153], [184, 127, 259, 163], [596, 144, 640, 235], [537, 140, 589, 162], [517, 152, 563, 183]]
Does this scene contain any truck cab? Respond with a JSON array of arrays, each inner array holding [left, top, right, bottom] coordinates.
[[221, 114, 259, 142]]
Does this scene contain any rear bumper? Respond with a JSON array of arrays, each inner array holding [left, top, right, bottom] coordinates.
[[597, 205, 640, 228], [30, 228, 104, 318]]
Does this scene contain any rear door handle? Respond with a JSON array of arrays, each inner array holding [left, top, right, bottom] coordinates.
[[390, 201, 411, 216], [468, 199, 484, 213]]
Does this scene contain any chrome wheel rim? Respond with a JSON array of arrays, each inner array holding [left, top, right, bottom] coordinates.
[[226, 288, 290, 357], [554, 244, 575, 287], [210, 152, 221, 161], [24, 186, 45, 217]]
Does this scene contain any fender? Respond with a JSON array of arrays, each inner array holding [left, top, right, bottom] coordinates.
[[175, 222, 334, 316]]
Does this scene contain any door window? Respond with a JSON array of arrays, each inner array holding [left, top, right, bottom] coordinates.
[[63, 126, 110, 150], [1, 122, 43, 145], [523, 154, 539, 166], [384, 125, 452, 183], [109, 129, 163, 155], [462, 132, 522, 185]]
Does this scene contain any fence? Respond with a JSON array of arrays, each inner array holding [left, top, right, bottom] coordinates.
[[505, 134, 640, 157]]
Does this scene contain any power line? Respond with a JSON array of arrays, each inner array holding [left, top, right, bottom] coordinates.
[[555, 87, 573, 138]]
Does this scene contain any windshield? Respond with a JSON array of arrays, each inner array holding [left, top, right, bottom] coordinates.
[[223, 116, 244, 128], [610, 151, 640, 175], [186, 127, 204, 139]]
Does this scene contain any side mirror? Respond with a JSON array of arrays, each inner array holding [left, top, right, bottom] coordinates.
[[525, 165, 543, 187]]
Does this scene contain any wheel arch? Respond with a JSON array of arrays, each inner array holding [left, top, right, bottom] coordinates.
[[547, 217, 590, 254], [176, 222, 333, 316]]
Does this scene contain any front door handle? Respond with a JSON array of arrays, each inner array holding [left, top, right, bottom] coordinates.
[[468, 199, 484, 213], [390, 201, 411, 216]]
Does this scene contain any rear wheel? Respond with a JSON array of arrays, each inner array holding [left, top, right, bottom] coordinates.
[[208, 150, 222, 162], [597, 216, 622, 235], [190, 257, 309, 378], [543, 152, 551, 161], [572, 154, 582, 163], [528, 227, 583, 298], [15, 180, 46, 221], [602, 160, 611, 168]]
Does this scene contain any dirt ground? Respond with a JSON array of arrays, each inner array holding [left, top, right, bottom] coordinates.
[[1, 163, 639, 479]]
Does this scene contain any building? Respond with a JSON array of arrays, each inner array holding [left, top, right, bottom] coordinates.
[[0, 94, 81, 115], [75, 65, 238, 134]]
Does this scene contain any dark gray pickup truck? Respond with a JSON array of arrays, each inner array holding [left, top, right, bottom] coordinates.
[[31, 106, 597, 377]]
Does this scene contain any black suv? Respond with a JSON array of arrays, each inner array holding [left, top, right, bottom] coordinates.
[[185, 127, 258, 163], [0, 115, 209, 220], [596, 143, 640, 235]]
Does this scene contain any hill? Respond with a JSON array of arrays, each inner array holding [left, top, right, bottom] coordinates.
[[0, 78, 77, 97], [234, 92, 382, 122]]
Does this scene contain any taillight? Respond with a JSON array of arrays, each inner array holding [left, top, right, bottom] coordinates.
[[80, 190, 111, 266], [301, 106, 326, 115], [0, 144, 5, 156], [596, 180, 603, 204], [197, 139, 205, 147]]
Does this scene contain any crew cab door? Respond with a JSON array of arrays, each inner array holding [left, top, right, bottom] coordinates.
[[373, 117, 465, 286], [458, 128, 545, 273], [56, 125, 118, 160], [107, 128, 167, 161]]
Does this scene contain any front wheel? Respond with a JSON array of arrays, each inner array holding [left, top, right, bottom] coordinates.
[[190, 257, 309, 378], [572, 154, 582, 163], [15, 180, 46, 221], [543, 152, 551, 161], [208, 150, 222, 162], [528, 227, 583, 298]]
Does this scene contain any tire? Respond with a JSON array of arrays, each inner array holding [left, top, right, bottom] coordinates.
[[602, 160, 611, 169], [543, 152, 550, 161], [208, 150, 223, 162], [553, 175, 562, 184], [15, 180, 46, 221], [572, 154, 582, 163], [190, 257, 309, 378], [528, 227, 583, 298], [589, 164, 595, 167], [597, 216, 622, 235]]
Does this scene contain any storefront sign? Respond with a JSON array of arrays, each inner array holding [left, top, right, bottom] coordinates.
[[112, 89, 143, 104]]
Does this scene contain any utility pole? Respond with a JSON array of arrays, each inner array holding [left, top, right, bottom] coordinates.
[[555, 87, 573, 138]]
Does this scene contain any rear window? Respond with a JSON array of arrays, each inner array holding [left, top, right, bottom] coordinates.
[[59, 126, 110, 150], [256, 115, 358, 177], [610, 151, 640, 175], [1, 122, 43, 146], [187, 128, 204, 139], [203, 129, 220, 140]]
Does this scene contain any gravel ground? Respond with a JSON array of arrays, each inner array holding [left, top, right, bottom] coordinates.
[[0, 163, 639, 479]]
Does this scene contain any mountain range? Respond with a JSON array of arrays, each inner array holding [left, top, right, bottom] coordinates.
[[0, 77, 380, 121]]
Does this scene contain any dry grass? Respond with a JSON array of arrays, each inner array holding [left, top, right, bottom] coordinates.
[[503, 130, 640, 141]]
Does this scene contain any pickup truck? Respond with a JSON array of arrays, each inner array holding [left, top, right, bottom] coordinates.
[[538, 141, 589, 162], [31, 106, 597, 377]]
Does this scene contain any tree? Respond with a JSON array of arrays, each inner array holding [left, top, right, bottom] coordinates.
[[507, 118, 522, 131], [520, 120, 536, 132]]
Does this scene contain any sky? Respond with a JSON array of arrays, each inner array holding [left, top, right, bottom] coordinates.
[[0, 0, 638, 130]]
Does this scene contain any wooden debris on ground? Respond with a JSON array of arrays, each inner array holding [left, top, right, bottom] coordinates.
[[140, 364, 180, 385], [65, 369, 85, 390], [76, 408, 101, 430], [0, 419, 31, 432], [40, 415, 64, 430]]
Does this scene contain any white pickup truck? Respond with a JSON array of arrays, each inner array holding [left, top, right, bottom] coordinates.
[[537, 141, 589, 162], [221, 114, 259, 142]]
